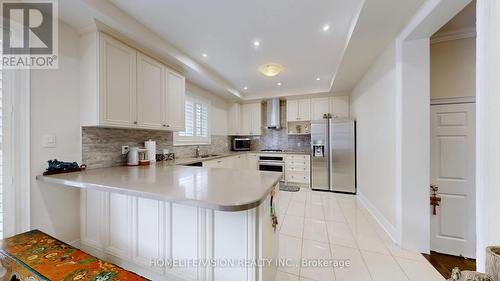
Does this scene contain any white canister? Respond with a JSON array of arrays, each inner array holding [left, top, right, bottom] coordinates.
[[145, 140, 156, 163]]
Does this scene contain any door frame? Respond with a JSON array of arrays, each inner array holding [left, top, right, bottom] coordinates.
[[392, 0, 473, 254], [2, 68, 31, 237]]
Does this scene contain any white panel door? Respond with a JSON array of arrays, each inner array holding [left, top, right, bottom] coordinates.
[[286, 100, 299, 122], [137, 53, 164, 129], [298, 99, 311, 121], [105, 193, 133, 259], [330, 96, 350, 118], [169, 204, 199, 281], [133, 197, 164, 272], [430, 103, 475, 258], [165, 70, 186, 131], [99, 33, 137, 126], [311, 97, 330, 120]]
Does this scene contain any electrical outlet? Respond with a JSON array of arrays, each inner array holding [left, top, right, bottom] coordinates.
[[42, 134, 56, 148], [122, 145, 130, 155]]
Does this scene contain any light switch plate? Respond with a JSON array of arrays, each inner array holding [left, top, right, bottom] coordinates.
[[42, 134, 56, 148]]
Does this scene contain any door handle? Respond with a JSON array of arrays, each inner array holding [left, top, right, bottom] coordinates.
[[430, 184, 441, 215]]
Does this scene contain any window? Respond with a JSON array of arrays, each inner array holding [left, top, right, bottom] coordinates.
[[174, 94, 210, 145]]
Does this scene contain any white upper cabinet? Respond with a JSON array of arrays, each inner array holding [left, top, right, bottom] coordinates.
[[250, 102, 262, 135], [310, 96, 350, 120], [80, 32, 186, 131], [137, 53, 164, 129], [311, 97, 330, 120], [227, 103, 241, 135], [330, 96, 350, 118], [98, 33, 137, 127], [287, 99, 311, 122], [164, 70, 186, 131], [227, 102, 261, 136]]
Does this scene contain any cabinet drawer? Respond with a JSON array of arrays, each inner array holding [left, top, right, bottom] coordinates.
[[285, 171, 310, 184], [286, 155, 310, 161], [285, 166, 310, 172]]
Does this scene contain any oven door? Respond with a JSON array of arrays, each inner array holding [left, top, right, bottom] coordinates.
[[258, 160, 285, 181]]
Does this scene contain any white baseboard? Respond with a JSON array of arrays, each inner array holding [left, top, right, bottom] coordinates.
[[357, 191, 400, 244], [68, 239, 81, 248]]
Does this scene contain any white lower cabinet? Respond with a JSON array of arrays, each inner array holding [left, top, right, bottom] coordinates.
[[285, 155, 311, 184], [80, 186, 279, 281]]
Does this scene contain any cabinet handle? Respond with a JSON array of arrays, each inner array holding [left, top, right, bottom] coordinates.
[[133, 121, 138, 124], [162, 124, 167, 127], [166, 124, 170, 127]]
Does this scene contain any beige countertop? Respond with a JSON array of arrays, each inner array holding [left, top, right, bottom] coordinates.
[[172, 150, 310, 165], [36, 163, 282, 211]]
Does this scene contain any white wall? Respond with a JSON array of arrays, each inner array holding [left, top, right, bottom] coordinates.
[[350, 42, 399, 238], [186, 82, 228, 136], [475, 0, 500, 271], [30, 22, 82, 243], [431, 37, 476, 99]]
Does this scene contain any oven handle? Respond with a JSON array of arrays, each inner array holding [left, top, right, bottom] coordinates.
[[258, 161, 285, 166]]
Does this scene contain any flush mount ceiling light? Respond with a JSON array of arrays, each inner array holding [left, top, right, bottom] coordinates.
[[253, 40, 260, 47], [259, 63, 284, 77], [202, 53, 208, 58], [243, 86, 248, 90], [277, 82, 282, 86], [316, 77, 321, 81], [322, 24, 330, 31]]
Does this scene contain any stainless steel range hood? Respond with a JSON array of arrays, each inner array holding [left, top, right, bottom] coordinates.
[[266, 98, 281, 129]]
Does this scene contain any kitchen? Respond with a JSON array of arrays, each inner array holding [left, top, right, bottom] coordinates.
[[1, 1, 469, 281]]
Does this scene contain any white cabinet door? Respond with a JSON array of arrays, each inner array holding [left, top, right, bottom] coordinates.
[[228, 103, 241, 135], [286, 100, 299, 122], [132, 197, 164, 271], [105, 193, 133, 259], [137, 53, 164, 129], [165, 70, 186, 131], [298, 99, 311, 121], [311, 97, 330, 120], [330, 96, 350, 118], [250, 103, 262, 135], [81, 190, 105, 249], [241, 104, 253, 135], [99, 33, 137, 127]]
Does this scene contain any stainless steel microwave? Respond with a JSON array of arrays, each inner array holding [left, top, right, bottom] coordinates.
[[232, 138, 251, 151]]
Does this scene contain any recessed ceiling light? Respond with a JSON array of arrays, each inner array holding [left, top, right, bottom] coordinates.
[[202, 53, 208, 57], [243, 86, 248, 90], [259, 63, 284, 77], [277, 82, 282, 86], [253, 41, 260, 47], [322, 24, 330, 31], [316, 77, 321, 81]]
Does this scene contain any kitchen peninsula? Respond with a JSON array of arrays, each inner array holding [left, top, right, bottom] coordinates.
[[36, 164, 282, 281]]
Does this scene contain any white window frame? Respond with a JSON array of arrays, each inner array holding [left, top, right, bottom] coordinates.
[[174, 93, 211, 146]]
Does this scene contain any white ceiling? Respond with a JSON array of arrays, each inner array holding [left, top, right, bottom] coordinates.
[[108, 0, 363, 99], [433, 1, 475, 36], [58, 0, 428, 100]]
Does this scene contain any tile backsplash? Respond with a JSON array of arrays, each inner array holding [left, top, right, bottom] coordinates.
[[82, 127, 230, 169], [237, 100, 311, 152]]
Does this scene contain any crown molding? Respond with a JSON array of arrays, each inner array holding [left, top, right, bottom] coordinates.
[[431, 27, 476, 44]]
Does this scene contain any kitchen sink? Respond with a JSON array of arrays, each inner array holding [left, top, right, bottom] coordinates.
[[197, 154, 221, 158]]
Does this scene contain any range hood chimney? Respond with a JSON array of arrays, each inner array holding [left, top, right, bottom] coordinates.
[[266, 98, 281, 129]]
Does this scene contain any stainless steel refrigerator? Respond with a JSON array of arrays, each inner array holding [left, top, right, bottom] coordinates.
[[311, 119, 356, 193]]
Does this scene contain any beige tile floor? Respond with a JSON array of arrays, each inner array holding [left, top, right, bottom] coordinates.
[[275, 187, 444, 281]]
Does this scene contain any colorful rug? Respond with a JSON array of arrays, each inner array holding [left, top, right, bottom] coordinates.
[[0, 229, 149, 281]]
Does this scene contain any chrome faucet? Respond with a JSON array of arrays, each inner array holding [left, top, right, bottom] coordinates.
[[195, 146, 201, 158]]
